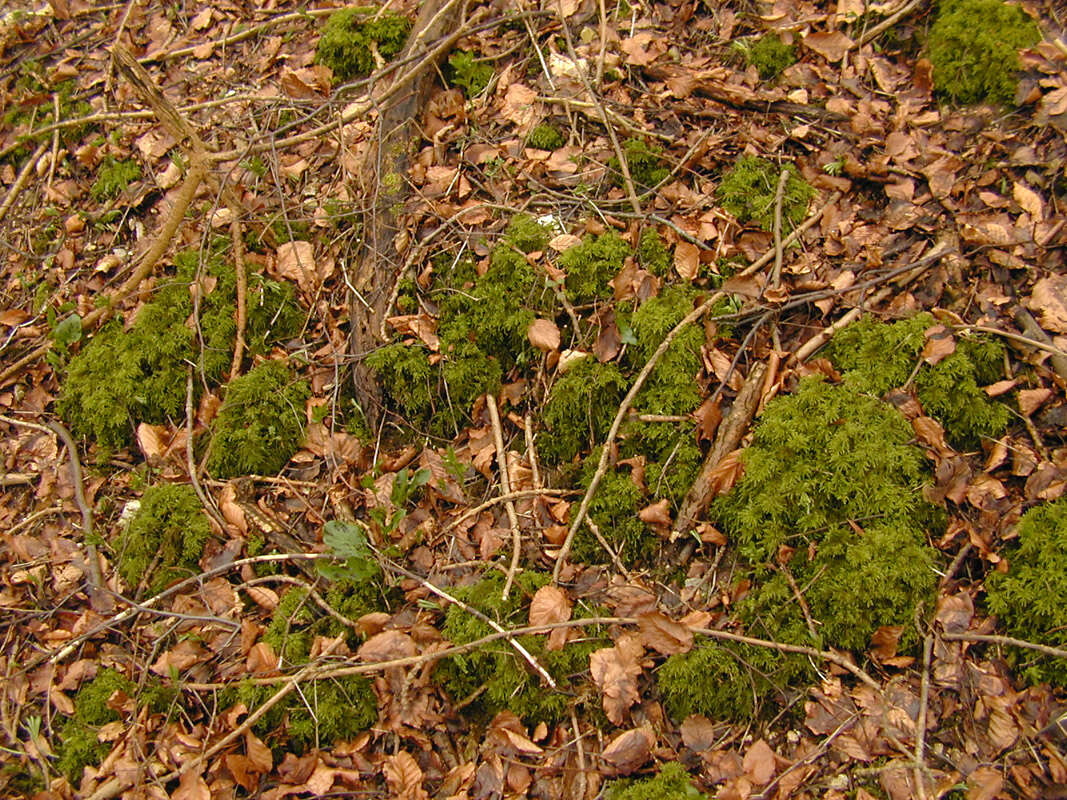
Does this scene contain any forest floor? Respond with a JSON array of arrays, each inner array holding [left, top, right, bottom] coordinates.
[[1, 0, 1067, 798]]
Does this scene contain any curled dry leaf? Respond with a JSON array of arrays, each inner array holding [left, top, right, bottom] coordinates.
[[601, 725, 655, 775], [589, 635, 644, 725], [637, 611, 694, 656], [527, 318, 561, 352], [359, 630, 417, 662], [638, 498, 672, 527], [382, 751, 430, 800]]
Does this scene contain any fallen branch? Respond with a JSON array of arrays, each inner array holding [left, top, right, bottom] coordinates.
[[486, 393, 523, 599], [941, 631, 1067, 660], [0, 143, 46, 227]]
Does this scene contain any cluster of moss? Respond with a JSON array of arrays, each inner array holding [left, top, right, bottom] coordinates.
[[825, 313, 1011, 448], [658, 375, 944, 721], [559, 230, 631, 304], [446, 49, 494, 97], [91, 157, 141, 202], [115, 484, 211, 593], [206, 361, 310, 478], [58, 246, 303, 451], [526, 123, 565, 151], [315, 8, 411, 82], [637, 228, 673, 278], [606, 762, 708, 800], [611, 138, 670, 193], [716, 156, 814, 232], [985, 498, 1067, 686], [743, 33, 796, 80], [539, 359, 627, 465], [56, 669, 173, 785], [433, 572, 607, 723], [927, 0, 1041, 105], [2, 75, 93, 166]]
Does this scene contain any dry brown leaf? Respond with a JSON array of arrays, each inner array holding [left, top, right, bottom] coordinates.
[[869, 626, 903, 661], [359, 630, 417, 662], [173, 770, 210, 800], [589, 636, 644, 725], [1026, 275, 1067, 332], [246, 730, 273, 773], [620, 33, 666, 66], [548, 233, 581, 252], [274, 241, 333, 294], [383, 751, 429, 800], [742, 737, 777, 785], [1013, 181, 1044, 219], [638, 498, 672, 527], [601, 725, 655, 775], [803, 31, 854, 62], [674, 240, 700, 281], [529, 584, 572, 628], [921, 325, 955, 364], [1018, 387, 1052, 416], [637, 611, 694, 655], [528, 318, 561, 352]]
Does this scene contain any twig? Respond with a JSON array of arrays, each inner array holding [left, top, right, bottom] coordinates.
[[1010, 307, 1067, 381], [778, 562, 818, 640], [379, 555, 557, 688], [228, 214, 248, 379], [770, 169, 789, 288], [185, 368, 228, 532], [585, 516, 632, 580], [571, 708, 588, 800], [856, 0, 924, 47], [941, 631, 1067, 659], [553, 194, 841, 581], [524, 414, 542, 490], [486, 393, 523, 599], [913, 628, 934, 800], [440, 488, 575, 537], [241, 575, 361, 631], [46, 93, 60, 191], [555, 1, 642, 217], [0, 415, 105, 604], [0, 143, 46, 227]]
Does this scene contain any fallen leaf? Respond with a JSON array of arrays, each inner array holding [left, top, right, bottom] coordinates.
[[674, 240, 700, 281], [637, 612, 693, 655], [803, 31, 854, 62], [528, 319, 561, 352], [382, 751, 429, 800], [589, 636, 644, 725], [601, 725, 655, 775], [742, 738, 777, 785], [1018, 387, 1052, 416], [1026, 275, 1067, 333], [638, 498, 672, 527], [529, 585, 572, 627], [359, 630, 417, 662]]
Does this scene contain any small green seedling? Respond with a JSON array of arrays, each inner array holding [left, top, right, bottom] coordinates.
[[446, 49, 494, 97]]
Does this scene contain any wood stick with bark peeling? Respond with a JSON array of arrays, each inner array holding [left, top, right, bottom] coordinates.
[[672, 362, 766, 541]]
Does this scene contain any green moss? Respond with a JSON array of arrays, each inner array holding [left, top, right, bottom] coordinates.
[[315, 8, 411, 82], [446, 49, 494, 97], [716, 156, 814, 232], [502, 214, 552, 254], [571, 455, 651, 565], [206, 362, 310, 478], [637, 228, 672, 278], [91, 157, 141, 202], [365, 343, 434, 424], [526, 123, 565, 151], [825, 314, 1010, 449], [629, 285, 704, 406], [928, 0, 1041, 105], [985, 499, 1067, 686], [58, 248, 303, 451], [229, 676, 377, 752], [115, 484, 210, 593], [540, 359, 628, 465], [434, 572, 608, 723], [438, 341, 502, 434], [56, 669, 134, 784], [611, 138, 670, 193], [713, 378, 941, 651], [606, 762, 708, 800], [658, 637, 813, 723], [743, 34, 796, 80], [559, 231, 630, 304]]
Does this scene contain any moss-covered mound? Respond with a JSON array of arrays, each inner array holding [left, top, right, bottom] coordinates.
[[315, 8, 411, 82], [539, 359, 627, 466], [58, 247, 302, 451], [560, 230, 630, 304], [206, 361, 310, 478], [526, 123, 565, 151], [985, 498, 1067, 686], [433, 572, 607, 724], [714, 378, 942, 650], [606, 762, 708, 800], [115, 484, 211, 593], [744, 34, 796, 80], [825, 313, 1011, 448], [716, 156, 814, 232], [928, 0, 1041, 105]]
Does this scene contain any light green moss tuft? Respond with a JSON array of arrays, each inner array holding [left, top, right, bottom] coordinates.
[[928, 0, 1041, 105], [526, 123, 565, 151], [559, 230, 630, 304], [637, 228, 673, 278], [985, 498, 1067, 686], [365, 343, 434, 424], [611, 138, 670, 192], [91, 157, 140, 201], [540, 359, 627, 465], [433, 572, 608, 723], [115, 484, 210, 593], [206, 362, 310, 478], [744, 34, 796, 80], [606, 762, 708, 800], [315, 8, 410, 82], [716, 156, 814, 232], [56, 669, 138, 784], [571, 454, 651, 565]]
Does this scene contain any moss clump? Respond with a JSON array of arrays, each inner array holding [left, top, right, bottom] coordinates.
[[446, 49, 494, 97], [540, 359, 628, 465], [825, 314, 1010, 449], [58, 247, 302, 451], [606, 762, 708, 800], [526, 123, 565, 151], [56, 669, 135, 784], [744, 33, 796, 80], [611, 138, 670, 192], [315, 8, 411, 82], [658, 638, 813, 723], [434, 572, 607, 724], [637, 228, 672, 278], [717, 156, 814, 232], [985, 499, 1067, 686], [91, 157, 141, 202], [365, 343, 434, 424], [502, 213, 552, 255], [928, 0, 1041, 105], [559, 230, 630, 304], [713, 378, 941, 652], [628, 285, 704, 414], [571, 454, 651, 565], [206, 362, 310, 478], [115, 484, 210, 593]]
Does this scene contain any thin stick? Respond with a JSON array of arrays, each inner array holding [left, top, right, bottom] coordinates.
[[0, 143, 46, 227], [440, 488, 575, 537], [913, 629, 933, 800], [228, 213, 248, 379], [856, 0, 924, 47], [186, 368, 228, 532], [770, 169, 789, 288], [552, 195, 841, 580], [380, 555, 557, 688], [487, 394, 522, 599], [941, 631, 1067, 659]]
